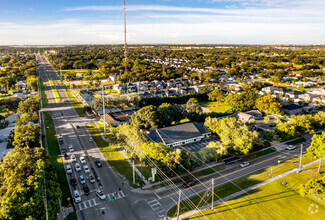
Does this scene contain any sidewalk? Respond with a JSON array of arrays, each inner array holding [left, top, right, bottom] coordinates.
[[174, 158, 321, 220]]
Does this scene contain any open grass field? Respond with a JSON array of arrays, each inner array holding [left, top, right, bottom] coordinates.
[[85, 123, 146, 187], [60, 83, 87, 117], [44, 112, 71, 207], [168, 153, 317, 217], [47, 73, 60, 103], [188, 162, 325, 220], [39, 79, 48, 107], [199, 101, 233, 114]]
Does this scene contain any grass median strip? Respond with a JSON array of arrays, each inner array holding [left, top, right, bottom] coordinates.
[[47, 73, 60, 103], [40, 79, 48, 107], [61, 83, 87, 117], [167, 153, 315, 217], [44, 112, 71, 207]]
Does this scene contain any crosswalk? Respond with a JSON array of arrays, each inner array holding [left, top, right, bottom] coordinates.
[[76, 190, 127, 212], [145, 197, 166, 219]]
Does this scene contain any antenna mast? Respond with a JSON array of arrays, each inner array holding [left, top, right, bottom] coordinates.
[[124, 0, 127, 74]]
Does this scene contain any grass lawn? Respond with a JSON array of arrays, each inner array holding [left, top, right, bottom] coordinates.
[[85, 123, 146, 187], [44, 112, 71, 207], [167, 153, 316, 217], [188, 162, 325, 220], [244, 148, 276, 160], [40, 79, 48, 107], [61, 83, 87, 117], [199, 101, 232, 114], [286, 137, 307, 146], [47, 73, 60, 103], [66, 212, 77, 220]]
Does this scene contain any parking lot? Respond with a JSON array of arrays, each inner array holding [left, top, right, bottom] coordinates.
[[176, 137, 218, 152]]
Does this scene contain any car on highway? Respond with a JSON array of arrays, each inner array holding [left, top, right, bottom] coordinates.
[[64, 153, 69, 160], [75, 163, 82, 172], [83, 185, 90, 195], [89, 174, 95, 183], [66, 165, 73, 174], [95, 160, 102, 168], [240, 161, 250, 167], [96, 189, 106, 200], [286, 145, 296, 150], [71, 155, 76, 163], [70, 177, 77, 186], [74, 190, 81, 203], [183, 180, 195, 188], [80, 175, 86, 184], [69, 144, 74, 152], [58, 134, 63, 140], [80, 156, 86, 164], [83, 165, 90, 173], [89, 137, 93, 142], [224, 156, 242, 165]]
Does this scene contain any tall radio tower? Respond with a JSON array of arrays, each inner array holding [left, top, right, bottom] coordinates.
[[124, 0, 127, 74]]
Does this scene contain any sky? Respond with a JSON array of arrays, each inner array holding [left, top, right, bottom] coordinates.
[[1, 0, 325, 45]]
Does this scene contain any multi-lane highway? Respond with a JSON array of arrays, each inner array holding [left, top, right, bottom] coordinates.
[[36, 54, 313, 220]]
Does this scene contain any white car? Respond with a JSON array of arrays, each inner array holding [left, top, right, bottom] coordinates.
[[58, 134, 63, 140], [80, 156, 86, 164], [286, 145, 296, 150], [74, 190, 81, 203], [96, 189, 106, 200], [69, 144, 74, 152], [89, 174, 95, 183], [83, 165, 90, 173], [80, 175, 86, 184], [240, 161, 250, 168], [89, 137, 93, 142], [75, 163, 82, 172], [71, 155, 77, 163], [66, 165, 73, 174]]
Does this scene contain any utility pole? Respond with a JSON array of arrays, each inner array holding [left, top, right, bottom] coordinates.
[[43, 172, 48, 220], [211, 178, 214, 210], [123, 0, 127, 74], [102, 83, 106, 137], [132, 160, 135, 185], [270, 168, 273, 178], [298, 144, 303, 173], [177, 190, 181, 220]]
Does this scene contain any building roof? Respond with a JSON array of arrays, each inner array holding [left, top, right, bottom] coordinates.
[[148, 122, 211, 145], [282, 104, 302, 110]]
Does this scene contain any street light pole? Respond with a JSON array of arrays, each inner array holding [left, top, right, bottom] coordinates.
[[102, 83, 106, 137], [132, 160, 135, 185], [177, 190, 181, 220], [298, 144, 303, 173], [211, 178, 214, 210]]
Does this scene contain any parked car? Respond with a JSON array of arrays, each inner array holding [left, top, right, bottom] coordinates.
[[89, 174, 95, 183], [64, 153, 69, 160], [61, 147, 67, 154], [95, 160, 102, 168], [58, 134, 63, 140], [96, 189, 106, 200], [70, 177, 77, 186], [71, 155, 77, 163], [240, 161, 250, 167], [75, 163, 82, 172], [69, 144, 74, 152], [66, 165, 73, 174], [89, 137, 93, 142], [286, 145, 296, 150], [83, 165, 90, 173], [83, 185, 90, 195], [183, 180, 195, 188], [59, 139, 64, 145], [80, 156, 86, 164], [74, 190, 81, 203], [76, 125, 80, 129], [80, 175, 86, 184]]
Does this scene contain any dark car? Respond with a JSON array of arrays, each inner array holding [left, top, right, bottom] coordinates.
[[70, 177, 77, 186], [61, 147, 67, 154], [183, 180, 195, 188], [64, 153, 69, 159], [76, 125, 80, 129], [95, 160, 102, 168], [83, 185, 90, 195], [59, 139, 64, 145]]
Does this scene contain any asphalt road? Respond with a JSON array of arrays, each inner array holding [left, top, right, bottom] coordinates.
[[36, 54, 312, 219]]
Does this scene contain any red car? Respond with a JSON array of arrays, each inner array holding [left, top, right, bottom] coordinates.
[[70, 177, 77, 186], [183, 180, 195, 188]]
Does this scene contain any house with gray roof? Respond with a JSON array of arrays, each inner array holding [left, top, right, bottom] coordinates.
[[148, 122, 211, 148]]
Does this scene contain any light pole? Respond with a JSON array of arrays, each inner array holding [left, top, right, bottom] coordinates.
[[278, 160, 280, 167]]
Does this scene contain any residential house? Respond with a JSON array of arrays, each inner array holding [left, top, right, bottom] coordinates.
[[281, 104, 304, 115]]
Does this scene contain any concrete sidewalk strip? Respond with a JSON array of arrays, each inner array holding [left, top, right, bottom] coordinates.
[[173, 159, 321, 220]]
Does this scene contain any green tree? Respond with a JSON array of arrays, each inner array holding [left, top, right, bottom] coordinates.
[[208, 89, 224, 107], [186, 98, 198, 108], [307, 132, 325, 173], [157, 103, 185, 127], [13, 124, 40, 148], [17, 95, 41, 114], [26, 76, 38, 91], [130, 105, 157, 129], [255, 94, 282, 115]]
